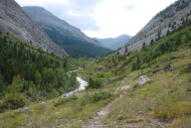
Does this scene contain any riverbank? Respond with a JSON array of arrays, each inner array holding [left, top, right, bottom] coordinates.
[[61, 77, 88, 98]]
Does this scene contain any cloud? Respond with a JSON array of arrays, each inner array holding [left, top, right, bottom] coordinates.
[[17, 0, 100, 31], [126, 4, 136, 11], [16, 0, 177, 38], [16, 0, 70, 6], [84, 0, 177, 38], [46, 0, 101, 31]]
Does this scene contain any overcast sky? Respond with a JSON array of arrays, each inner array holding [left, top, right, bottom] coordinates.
[[16, 0, 177, 38]]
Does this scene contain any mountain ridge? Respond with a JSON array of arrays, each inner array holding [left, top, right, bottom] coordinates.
[[118, 0, 191, 54], [0, 0, 67, 57], [23, 6, 111, 58], [94, 34, 131, 50]]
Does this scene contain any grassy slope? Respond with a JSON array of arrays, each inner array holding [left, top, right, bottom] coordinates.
[[0, 91, 115, 128], [81, 21, 191, 127], [103, 48, 191, 128]]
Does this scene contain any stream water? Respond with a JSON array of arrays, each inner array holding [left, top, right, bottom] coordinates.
[[61, 76, 88, 98]]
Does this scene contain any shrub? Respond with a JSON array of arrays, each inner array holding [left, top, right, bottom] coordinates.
[[88, 92, 113, 103], [0, 100, 5, 113], [88, 77, 102, 89], [180, 64, 191, 73], [171, 117, 191, 128], [153, 102, 191, 122], [0, 72, 4, 92], [78, 98, 88, 106], [78, 92, 113, 106], [131, 56, 141, 71], [54, 96, 77, 107], [3, 92, 27, 109]]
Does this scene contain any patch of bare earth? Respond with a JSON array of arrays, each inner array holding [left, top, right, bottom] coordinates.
[[83, 94, 168, 128], [83, 95, 124, 128]]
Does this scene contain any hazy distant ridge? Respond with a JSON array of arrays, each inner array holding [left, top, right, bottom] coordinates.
[[94, 34, 131, 50], [23, 6, 111, 57]]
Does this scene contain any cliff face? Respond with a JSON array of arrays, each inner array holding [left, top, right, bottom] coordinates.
[[118, 0, 191, 54], [0, 0, 67, 57]]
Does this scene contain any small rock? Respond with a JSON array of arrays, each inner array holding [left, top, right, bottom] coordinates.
[[19, 107, 30, 112], [138, 75, 150, 85], [116, 86, 130, 92], [97, 111, 107, 116], [120, 86, 130, 90], [41, 101, 47, 105]]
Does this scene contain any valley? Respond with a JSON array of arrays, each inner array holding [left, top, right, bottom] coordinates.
[[23, 6, 111, 58], [0, 0, 191, 128], [0, 18, 191, 128]]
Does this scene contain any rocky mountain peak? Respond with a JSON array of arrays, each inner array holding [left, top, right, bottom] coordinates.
[[0, 0, 67, 57], [118, 0, 191, 55]]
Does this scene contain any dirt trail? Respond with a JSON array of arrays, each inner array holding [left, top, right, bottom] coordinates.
[[83, 94, 167, 128], [83, 95, 124, 128]]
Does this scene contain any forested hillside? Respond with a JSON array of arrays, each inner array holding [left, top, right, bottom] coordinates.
[[0, 32, 76, 112], [23, 6, 111, 58], [43, 27, 112, 58]]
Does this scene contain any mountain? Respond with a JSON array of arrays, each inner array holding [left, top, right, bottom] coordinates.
[[1, 17, 191, 127], [0, 0, 67, 58], [23, 6, 111, 58], [118, 0, 191, 54], [94, 34, 131, 50], [1, 0, 191, 127]]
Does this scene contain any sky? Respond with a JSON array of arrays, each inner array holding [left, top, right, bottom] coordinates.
[[16, 0, 177, 38]]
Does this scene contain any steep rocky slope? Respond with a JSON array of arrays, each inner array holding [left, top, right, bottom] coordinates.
[[0, 0, 67, 57], [23, 6, 111, 58], [94, 34, 131, 50], [118, 0, 191, 54]]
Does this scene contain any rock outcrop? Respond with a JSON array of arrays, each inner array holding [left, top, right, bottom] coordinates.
[[118, 0, 191, 54], [0, 0, 67, 57]]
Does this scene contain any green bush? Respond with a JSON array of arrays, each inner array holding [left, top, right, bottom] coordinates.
[[180, 64, 191, 73], [131, 56, 141, 71], [0, 100, 5, 112], [0, 72, 4, 93], [88, 92, 113, 103], [78, 92, 113, 106], [78, 98, 88, 106], [88, 78, 102, 89], [3, 92, 27, 109], [54, 96, 77, 107]]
